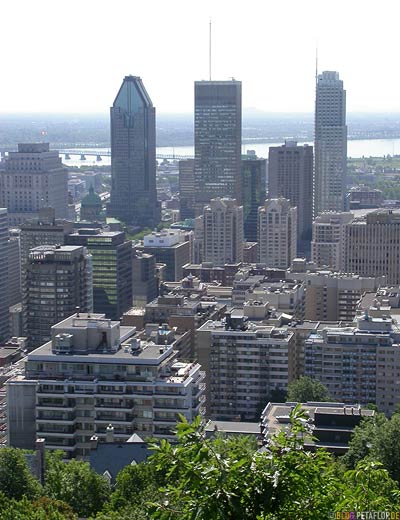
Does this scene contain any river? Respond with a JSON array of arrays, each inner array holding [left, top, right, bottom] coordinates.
[[59, 138, 400, 167]]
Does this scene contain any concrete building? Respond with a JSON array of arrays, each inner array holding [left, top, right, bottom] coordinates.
[[345, 210, 400, 284], [0, 209, 9, 341], [7, 313, 205, 454], [241, 154, 267, 242], [197, 311, 295, 420], [311, 212, 353, 270], [139, 229, 191, 282], [258, 198, 297, 269], [194, 80, 242, 214], [182, 262, 241, 286], [66, 229, 132, 320], [203, 198, 244, 266], [268, 141, 313, 251], [0, 143, 67, 225], [132, 251, 158, 308], [314, 71, 347, 215], [304, 314, 400, 415], [108, 76, 160, 227], [24, 245, 93, 348], [179, 159, 195, 220], [8, 228, 21, 307], [80, 186, 103, 222], [347, 185, 384, 210]]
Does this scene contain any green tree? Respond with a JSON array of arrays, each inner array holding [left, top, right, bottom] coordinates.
[[45, 453, 111, 517], [0, 493, 73, 520], [287, 376, 330, 403], [0, 448, 41, 501]]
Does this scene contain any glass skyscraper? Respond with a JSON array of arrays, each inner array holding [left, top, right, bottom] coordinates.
[[194, 80, 242, 215], [108, 76, 160, 227], [314, 71, 347, 216]]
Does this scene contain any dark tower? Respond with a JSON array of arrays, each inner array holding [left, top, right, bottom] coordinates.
[[108, 76, 160, 227]]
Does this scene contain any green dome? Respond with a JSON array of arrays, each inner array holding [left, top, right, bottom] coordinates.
[[81, 186, 102, 207]]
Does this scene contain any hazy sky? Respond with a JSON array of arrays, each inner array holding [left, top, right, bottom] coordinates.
[[1, 0, 399, 114]]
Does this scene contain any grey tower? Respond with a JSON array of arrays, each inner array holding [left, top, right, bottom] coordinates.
[[314, 71, 347, 216], [108, 76, 160, 227], [194, 80, 242, 215]]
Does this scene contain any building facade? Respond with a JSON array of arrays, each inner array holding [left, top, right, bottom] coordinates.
[[24, 245, 93, 348], [258, 198, 297, 269], [311, 212, 353, 271], [203, 198, 244, 266], [194, 80, 242, 215], [7, 314, 205, 455], [132, 252, 158, 308], [179, 159, 195, 220], [314, 71, 347, 215], [108, 76, 160, 227], [66, 229, 132, 320], [0, 209, 9, 341], [0, 143, 68, 225], [268, 141, 313, 251], [242, 154, 267, 242]]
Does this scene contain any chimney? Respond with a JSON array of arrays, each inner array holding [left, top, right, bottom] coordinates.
[[106, 424, 114, 443], [90, 435, 99, 450], [35, 438, 46, 486]]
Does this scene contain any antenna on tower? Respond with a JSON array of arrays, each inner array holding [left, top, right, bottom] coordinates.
[[209, 18, 212, 81]]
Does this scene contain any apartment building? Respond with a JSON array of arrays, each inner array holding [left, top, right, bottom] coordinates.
[[311, 212, 353, 270], [304, 314, 400, 414], [197, 312, 294, 420], [7, 313, 205, 455]]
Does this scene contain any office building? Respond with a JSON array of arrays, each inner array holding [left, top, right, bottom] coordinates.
[[314, 71, 347, 215], [347, 185, 384, 210], [179, 159, 195, 220], [203, 198, 244, 266], [0, 209, 9, 341], [24, 245, 93, 348], [132, 251, 158, 308], [8, 229, 21, 307], [138, 229, 191, 282], [0, 143, 67, 225], [66, 229, 132, 320], [7, 313, 205, 454], [311, 212, 353, 270], [258, 198, 297, 269], [268, 141, 313, 250], [304, 314, 400, 415], [194, 80, 242, 214], [197, 311, 294, 420], [345, 209, 400, 284], [242, 153, 267, 242], [108, 76, 160, 227]]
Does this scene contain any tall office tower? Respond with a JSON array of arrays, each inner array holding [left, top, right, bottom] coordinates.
[[8, 229, 21, 307], [132, 251, 158, 307], [268, 142, 313, 251], [66, 229, 132, 320], [314, 71, 347, 215], [0, 143, 68, 225], [179, 159, 195, 220], [194, 80, 242, 215], [7, 313, 205, 453], [24, 245, 93, 348], [197, 311, 294, 420], [203, 198, 244, 266], [108, 76, 160, 228], [311, 212, 353, 270], [258, 198, 297, 269], [241, 153, 267, 242], [345, 210, 400, 284], [0, 209, 9, 341]]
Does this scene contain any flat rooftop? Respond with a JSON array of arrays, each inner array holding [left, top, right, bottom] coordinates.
[[205, 420, 260, 435]]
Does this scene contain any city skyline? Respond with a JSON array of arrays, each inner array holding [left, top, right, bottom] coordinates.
[[1, 0, 400, 114]]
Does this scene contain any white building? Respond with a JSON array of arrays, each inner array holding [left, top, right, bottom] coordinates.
[[311, 212, 353, 271]]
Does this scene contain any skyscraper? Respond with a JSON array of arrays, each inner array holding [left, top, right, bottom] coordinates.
[[268, 142, 313, 252], [0, 209, 9, 341], [258, 198, 297, 269], [194, 80, 242, 215], [314, 71, 347, 215], [108, 76, 160, 228], [242, 153, 267, 242], [0, 143, 68, 226], [179, 159, 195, 220]]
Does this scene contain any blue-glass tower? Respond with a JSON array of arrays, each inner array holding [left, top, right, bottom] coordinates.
[[108, 76, 160, 227]]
